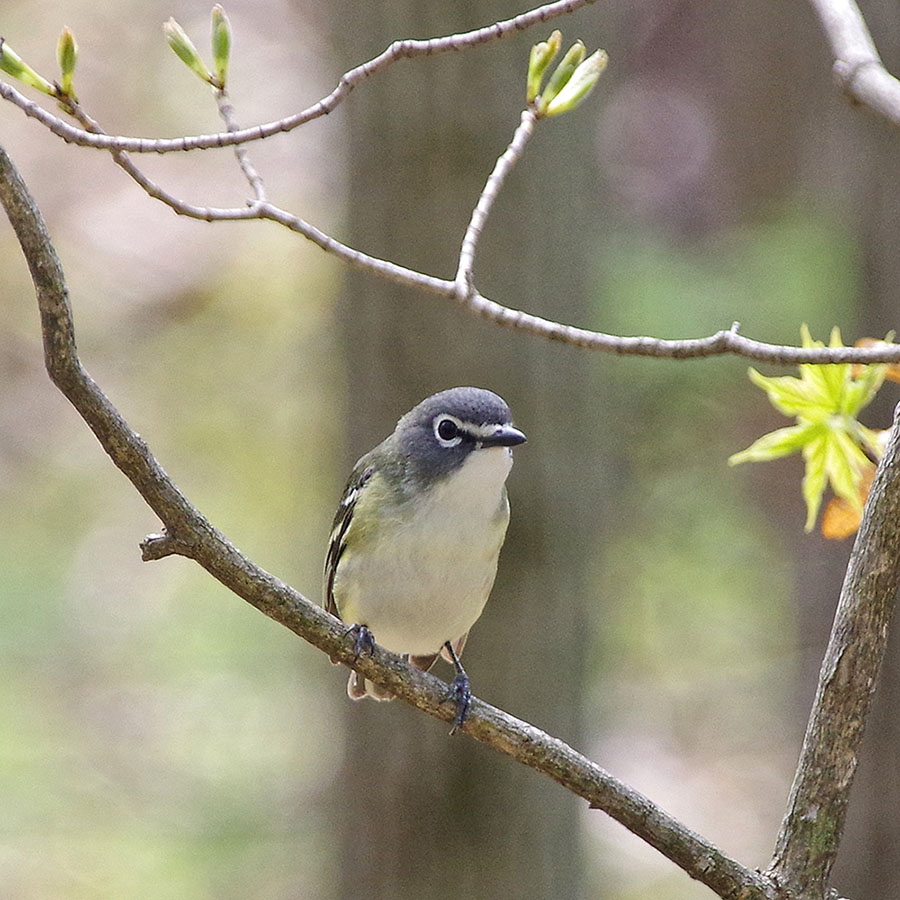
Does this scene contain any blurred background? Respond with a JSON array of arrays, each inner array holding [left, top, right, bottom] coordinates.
[[1, 0, 898, 897]]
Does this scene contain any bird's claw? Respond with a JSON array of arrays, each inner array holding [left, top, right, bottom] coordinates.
[[444, 672, 471, 735], [346, 623, 375, 659]]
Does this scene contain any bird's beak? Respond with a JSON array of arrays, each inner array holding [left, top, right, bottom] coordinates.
[[481, 424, 527, 447]]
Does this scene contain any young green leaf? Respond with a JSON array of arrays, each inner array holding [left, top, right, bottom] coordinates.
[[211, 5, 231, 90], [0, 37, 57, 96], [526, 31, 561, 103], [747, 368, 831, 418], [56, 27, 77, 100], [825, 430, 866, 510], [731, 326, 892, 534], [728, 422, 822, 466], [542, 49, 607, 117], [163, 18, 213, 85], [801, 432, 828, 532], [536, 40, 585, 115]]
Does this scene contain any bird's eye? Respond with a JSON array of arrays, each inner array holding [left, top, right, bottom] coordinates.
[[435, 416, 461, 446], [437, 418, 458, 441]]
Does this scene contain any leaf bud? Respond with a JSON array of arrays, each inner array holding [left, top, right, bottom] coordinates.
[[543, 49, 607, 117], [163, 18, 213, 85], [536, 40, 585, 115], [0, 37, 57, 96], [211, 5, 231, 89], [526, 30, 561, 103], [56, 27, 78, 100]]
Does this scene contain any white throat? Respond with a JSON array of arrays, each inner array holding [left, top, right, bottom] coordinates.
[[428, 445, 514, 513]]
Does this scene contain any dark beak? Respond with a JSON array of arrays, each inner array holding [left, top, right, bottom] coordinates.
[[481, 424, 527, 447]]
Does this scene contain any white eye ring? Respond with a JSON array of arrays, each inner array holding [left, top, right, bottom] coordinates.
[[433, 415, 464, 447]]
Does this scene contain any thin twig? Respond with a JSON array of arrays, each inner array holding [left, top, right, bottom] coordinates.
[[0, 0, 596, 154], [41, 101, 900, 366], [456, 108, 539, 290], [64, 102, 246, 222], [767, 402, 900, 895], [47, 99, 900, 364], [215, 89, 267, 203], [0, 139, 779, 900], [8, 9, 900, 365], [808, 0, 900, 124]]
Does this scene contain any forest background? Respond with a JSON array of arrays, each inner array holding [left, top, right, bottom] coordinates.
[[2, 0, 899, 898]]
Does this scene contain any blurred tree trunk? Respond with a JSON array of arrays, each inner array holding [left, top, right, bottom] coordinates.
[[320, 2, 602, 898]]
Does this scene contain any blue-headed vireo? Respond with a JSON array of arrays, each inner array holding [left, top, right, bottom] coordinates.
[[324, 387, 526, 728]]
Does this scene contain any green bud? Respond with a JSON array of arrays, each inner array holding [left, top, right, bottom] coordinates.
[[543, 49, 607, 117], [546, 30, 562, 57], [536, 40, 585, 115], [526, 30, 561, 103], [163, 17, 213, 85], [56, 27, 78, 100], [0, 37, 57, 96], [211, 5, 231, 89]]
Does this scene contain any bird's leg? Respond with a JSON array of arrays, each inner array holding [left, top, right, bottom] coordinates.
[[442, 640, 471, 734], [345, 623, 376, 659]]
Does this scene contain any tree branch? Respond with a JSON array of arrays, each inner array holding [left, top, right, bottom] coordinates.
[[7, 7, 900, 365], [456, 108, 539, 289], [767, 404, 900, 897], [0, 139, 780, 900], [808, 0, 900, 124], [29, 89, 900, 367], [0, 0, 597, 154], [215, 89, 267, 203]]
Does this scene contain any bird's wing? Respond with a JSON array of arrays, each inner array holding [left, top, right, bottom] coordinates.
[[324, 462, 375, 619]]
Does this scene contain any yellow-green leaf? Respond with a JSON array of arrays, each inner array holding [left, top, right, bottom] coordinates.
[[735, 326, 891, 533], [542, 49, 607, 117], [801, 433, 829, 532], [858, 425, 888, 460], [824, 430, 863, 510], [536, 40, 585, 115], [747, 368, 829, 418], [843, 363, 886, 416], [729, 422, 821, 466]]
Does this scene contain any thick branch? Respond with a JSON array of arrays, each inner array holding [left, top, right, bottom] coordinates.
[[808, 0, 900, 124], [0, 141, 778, 900], [768, 405, 900, 896]]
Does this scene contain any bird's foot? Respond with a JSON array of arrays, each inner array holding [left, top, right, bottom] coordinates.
[[444, 672, 471, 735], [345, 623, 375, 659]]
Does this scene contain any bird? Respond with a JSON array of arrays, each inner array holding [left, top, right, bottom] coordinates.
[[324, 386, 526, 729]]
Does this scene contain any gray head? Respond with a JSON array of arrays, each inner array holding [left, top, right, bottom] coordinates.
[[392, 387, 526, 486]]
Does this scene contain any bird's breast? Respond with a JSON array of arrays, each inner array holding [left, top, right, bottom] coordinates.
[[335, 446, 514, 655]]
